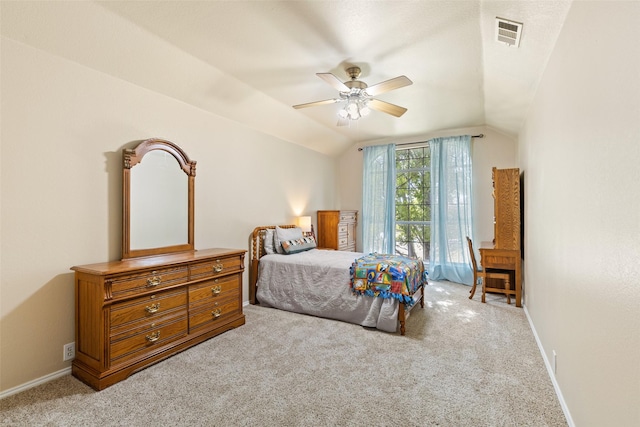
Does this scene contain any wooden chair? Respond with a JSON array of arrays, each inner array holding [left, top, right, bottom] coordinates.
[[466, 237, 513, 304]]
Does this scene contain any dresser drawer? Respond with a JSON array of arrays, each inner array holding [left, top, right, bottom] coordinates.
[[339, 212, 357, 222], [110, 316, 188, 365], [189, 297, 240, 331], [110, 309, 187, 342], [110, 288, 187, 329], [110, 266, 189, 298], [190, 256, 243, 281], [189, 275, 240, 309]]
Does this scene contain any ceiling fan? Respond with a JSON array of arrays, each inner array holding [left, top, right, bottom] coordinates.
[[293, 66, 413, 126]]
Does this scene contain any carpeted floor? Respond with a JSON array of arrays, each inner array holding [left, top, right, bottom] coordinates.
[[0, 280, 567, 426]]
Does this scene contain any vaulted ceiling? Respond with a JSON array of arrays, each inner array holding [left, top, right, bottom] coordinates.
[[2, 1, 572, 155]]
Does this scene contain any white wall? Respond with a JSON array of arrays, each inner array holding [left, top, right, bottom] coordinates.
[[337, 126, 518, 251], [0, 38, 336, 392], [519, 2, 640, 426]]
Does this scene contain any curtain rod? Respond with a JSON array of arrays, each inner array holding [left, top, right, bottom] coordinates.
[[357, 134, 484, 151]]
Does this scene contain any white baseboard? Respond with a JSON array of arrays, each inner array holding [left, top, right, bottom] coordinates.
[[523, 304, 575, 427], [0, 367, 71, 400]]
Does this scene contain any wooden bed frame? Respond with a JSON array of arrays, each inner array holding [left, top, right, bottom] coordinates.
[[249, 225, 425, 335]]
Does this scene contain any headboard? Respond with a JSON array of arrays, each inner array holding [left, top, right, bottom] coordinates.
[[249, 224, 297, 304]]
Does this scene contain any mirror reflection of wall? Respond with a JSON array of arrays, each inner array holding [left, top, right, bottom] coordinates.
[[130, 150, 188, 250]]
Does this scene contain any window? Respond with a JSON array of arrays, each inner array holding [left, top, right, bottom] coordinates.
[[395, 145, 431, 262]]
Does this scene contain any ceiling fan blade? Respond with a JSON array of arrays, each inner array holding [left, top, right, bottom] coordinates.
[[316, 73, 350, 92], [293, 99, 340, 109], [368, 99, 408, 117], [365, 76, 413, 96]]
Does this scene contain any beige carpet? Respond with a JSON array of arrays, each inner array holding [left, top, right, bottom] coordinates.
[[0, 280, 567, 426]]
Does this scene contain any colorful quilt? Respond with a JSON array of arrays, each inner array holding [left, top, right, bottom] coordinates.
[[350, 253, 427, 306]]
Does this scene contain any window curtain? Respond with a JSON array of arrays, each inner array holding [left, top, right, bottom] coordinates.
[[428, 135, 474, 285], [362, 144, 396, 254]]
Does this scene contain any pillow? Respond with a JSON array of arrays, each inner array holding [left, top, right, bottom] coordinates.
[[262, 228, 276, 255], [281, 236, 317, 254], [274, 226, 303, 254]]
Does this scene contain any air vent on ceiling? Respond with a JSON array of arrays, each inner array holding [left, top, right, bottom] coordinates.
[[496, 17, 523, 47]]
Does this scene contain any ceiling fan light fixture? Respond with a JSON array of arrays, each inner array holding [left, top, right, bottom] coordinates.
[[347, 102, 359, 116], [360, 102, 371, 117], [296, 65, 413, 125], [340, 98, 367, 120]]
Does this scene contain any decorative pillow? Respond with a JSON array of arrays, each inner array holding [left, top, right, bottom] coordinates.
[[262, 228, 276, 255], [275, 226, 303, 254], [281, 236, 317, 254]]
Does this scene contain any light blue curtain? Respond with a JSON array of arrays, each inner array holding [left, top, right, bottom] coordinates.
[[362, 144, 396, 254], [428, 135, 474, 285]]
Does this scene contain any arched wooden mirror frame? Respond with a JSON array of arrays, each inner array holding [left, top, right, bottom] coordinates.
[[122, 138, 196, 259]]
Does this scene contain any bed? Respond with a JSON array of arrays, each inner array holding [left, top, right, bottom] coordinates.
[[249, 225, 426, 335]]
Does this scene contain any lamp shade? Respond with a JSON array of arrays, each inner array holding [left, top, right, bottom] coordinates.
[[298, 216, 312, 232]]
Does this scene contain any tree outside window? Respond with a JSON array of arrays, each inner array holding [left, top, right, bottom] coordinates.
[[395, 146, 430, 263]]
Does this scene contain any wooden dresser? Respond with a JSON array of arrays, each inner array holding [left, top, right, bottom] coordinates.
[[317, 210, 357, 251], [71, 248, 245, 390]]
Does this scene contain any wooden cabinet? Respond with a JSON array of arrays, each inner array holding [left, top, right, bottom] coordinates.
[[317, 210, 357, 251], [71, 248, 245, 390], [492, 167, 521, 250]]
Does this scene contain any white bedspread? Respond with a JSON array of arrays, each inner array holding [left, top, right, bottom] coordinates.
[[255, 249, 400, 332]]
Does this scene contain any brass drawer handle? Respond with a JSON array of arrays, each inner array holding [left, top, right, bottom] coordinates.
[[146, 274, 161, 287], [213, 262, 223, 273], [145, 331, 160, 343], [145, 303, 160, 314], [212, 308, 222, 318], [211, 285, 222, 295]]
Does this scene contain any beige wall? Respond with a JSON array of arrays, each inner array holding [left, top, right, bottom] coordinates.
[[0, 37, 336, 392], [337, 126, 518, 251], [519, 2, 640, 426]]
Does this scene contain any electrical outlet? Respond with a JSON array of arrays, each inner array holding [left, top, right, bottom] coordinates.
[[63, 342, 76, 361], [552, 350, 557, 374]]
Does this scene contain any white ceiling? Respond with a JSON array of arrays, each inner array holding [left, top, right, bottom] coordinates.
[[2, 1, 572, 156]]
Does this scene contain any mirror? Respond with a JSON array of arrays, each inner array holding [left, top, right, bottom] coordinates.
[[122, 138, 196, 259]]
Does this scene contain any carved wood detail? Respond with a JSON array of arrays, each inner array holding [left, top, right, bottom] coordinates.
[[492, 167, 521, 251]]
